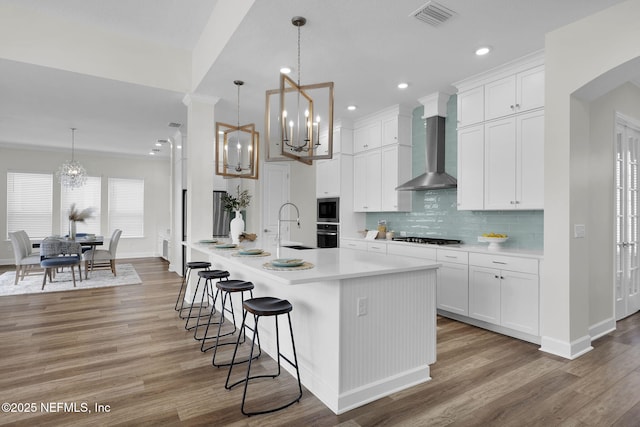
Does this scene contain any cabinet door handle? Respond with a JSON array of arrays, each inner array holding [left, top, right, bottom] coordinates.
[[445, 255, 457, 259], [515, 103, 520, 109], [492, 261, 507, 265], [510, 105, 515, 110], [494, 275, 500, 279], [500, 276, 505, 280]]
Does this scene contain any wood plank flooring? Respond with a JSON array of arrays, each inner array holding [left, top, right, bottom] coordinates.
[[1, 257, 639, 426]]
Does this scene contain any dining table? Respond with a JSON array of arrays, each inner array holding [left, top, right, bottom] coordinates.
[[33, 235, 104, 278]]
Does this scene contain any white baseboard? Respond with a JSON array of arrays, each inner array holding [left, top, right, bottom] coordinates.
[[589, 317, 616, 341], [540, 334, 593, 359]]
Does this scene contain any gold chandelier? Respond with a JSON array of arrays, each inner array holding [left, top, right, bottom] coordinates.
[[215, 80, 259, 179], [265, 16, 334, 164]]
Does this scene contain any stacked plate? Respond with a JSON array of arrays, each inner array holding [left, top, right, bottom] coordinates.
[[238, 248, 264, 256], [271, 258, 304, 268], [214, 243, 237, 249]]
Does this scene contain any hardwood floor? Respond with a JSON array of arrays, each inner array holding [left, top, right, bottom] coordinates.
[[1, 257, 639, 426]]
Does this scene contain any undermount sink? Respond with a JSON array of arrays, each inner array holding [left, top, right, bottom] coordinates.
[[283, 245, 315, 250]]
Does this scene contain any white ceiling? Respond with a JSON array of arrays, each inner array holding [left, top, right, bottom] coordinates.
[[0, 0, 631, 158]]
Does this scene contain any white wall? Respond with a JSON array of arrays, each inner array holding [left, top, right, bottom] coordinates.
[[542, 0, 640, 358], [0, 146, 171, 264]]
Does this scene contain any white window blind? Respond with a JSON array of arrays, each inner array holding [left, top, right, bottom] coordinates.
[[7, 172, 53, 239], [108, 178, 144, 238], [60, 176, 101, 236]]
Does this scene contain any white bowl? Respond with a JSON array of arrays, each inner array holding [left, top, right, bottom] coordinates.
[[478, 236, 508, 250]]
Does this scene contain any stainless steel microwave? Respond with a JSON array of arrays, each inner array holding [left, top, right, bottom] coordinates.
[[317, 197, 339, 223]]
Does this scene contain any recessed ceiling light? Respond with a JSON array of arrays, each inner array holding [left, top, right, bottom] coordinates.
[[155, 142, 162, 147], [398, 82, 409, 89], [177, 145, 182, 149], [347, 105, 357, 111], [280, 67, 292, 74], [149, 151, 155, 155], [475, 46, 491, 56]]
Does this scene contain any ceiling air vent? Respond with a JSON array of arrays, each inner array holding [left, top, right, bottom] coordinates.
[[168, 122, 182, 128], [410, 1, 456, 26]]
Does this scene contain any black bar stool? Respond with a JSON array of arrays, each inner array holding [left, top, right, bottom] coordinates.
[[175, 261, 211, 319], [225, 297, 302, 416], [204, 280, 261, 366], [185, 269, 230, 331]]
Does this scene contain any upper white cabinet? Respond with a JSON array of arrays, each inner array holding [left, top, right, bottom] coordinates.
[[352, 105, 412, 212], [484, 110, 544, 209], [484, 65, 544, 121], [353, 121, 382, 153], [454, 52, 544, 211], [315, 122, 353, 198], [457, 86, 484, 128], [353, 150, 382, 212], [457, 124, 484, 210], [380, 145, 411, 211], [316, 155, 341, 197]]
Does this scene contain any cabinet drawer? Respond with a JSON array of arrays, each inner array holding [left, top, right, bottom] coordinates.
[[367, 242, 387, 254], [437, 249, 468, 264], [387, 244, 437, 260], [340, 239, 367, 251], [469, 253, 538, 274]]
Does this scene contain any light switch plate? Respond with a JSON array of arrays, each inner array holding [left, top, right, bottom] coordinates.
[[574, 224, 586, 238]]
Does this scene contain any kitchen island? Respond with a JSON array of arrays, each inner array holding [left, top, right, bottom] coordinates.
[[184, 241, 440, 414]]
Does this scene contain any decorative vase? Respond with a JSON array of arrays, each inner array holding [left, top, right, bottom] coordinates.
[[230, 210, 244, 244], [69, 220, 77, 240]]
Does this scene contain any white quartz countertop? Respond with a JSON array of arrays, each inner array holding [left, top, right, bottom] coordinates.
[[184, 241, 440, 285]]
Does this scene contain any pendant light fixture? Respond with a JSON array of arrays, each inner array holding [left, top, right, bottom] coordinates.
[[57, 127, 87, 189], [215, 80, 259, 180], [265, 16, 334, 164]]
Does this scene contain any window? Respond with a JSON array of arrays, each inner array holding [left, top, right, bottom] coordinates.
[[7, 172, 53, 238], [108, 178, 144, 238], [60, 176, 101, 236]]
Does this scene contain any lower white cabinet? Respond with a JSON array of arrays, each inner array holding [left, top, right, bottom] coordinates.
[[437, 261, 469, 316], [468, 253, 539, 336]]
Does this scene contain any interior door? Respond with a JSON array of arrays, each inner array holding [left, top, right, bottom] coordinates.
[[262, 163, 290, 246], [615, 115, 640, 320]]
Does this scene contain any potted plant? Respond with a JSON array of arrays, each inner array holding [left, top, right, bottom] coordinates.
[[222, 186, 251, 244]]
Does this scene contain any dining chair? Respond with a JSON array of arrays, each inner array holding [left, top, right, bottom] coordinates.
[[8, 231, 42, 285], [40, 238, 83, 290], [83, 229, 122, 279]]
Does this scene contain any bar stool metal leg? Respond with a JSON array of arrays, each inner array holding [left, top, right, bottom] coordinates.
[[225, 297, 302, 416], [175, 261, 210, 319]]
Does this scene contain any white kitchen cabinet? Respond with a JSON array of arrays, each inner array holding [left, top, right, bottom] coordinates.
[[484, 65, 544, 121], [367, 242, 387, 254], [353, 150, 382, 212], [500, 270, 539, 335], [353, 121, 382, 153], [469, 266, 501, 324], [381, 145, 411, 212], [436, 249, 469, 316], [484, 109, 544, 210], [457, 124, 484, 210], [454, 53, 544, 211], [316, 155, 341, 197], [340, 239, 367, 251], [457, 86, 484, 128], [468, 253, 539, 336]]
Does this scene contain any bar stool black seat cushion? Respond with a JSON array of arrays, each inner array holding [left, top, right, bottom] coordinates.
[[198, 269, 230, 279], [216, 279, 254, 292], [186, 261, 211, 269], [243, 297, 292, 316]]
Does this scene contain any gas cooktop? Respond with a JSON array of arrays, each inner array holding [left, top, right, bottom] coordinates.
[[392, 236, 462, 245]]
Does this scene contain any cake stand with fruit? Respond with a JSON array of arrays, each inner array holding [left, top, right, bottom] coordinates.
[[478, 233, 508, 250]]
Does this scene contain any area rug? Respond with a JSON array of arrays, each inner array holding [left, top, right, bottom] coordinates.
[[0, 264, 141, 296]]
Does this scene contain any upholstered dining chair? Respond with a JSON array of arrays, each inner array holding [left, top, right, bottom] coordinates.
[[82, 229, 122, 279], [40, 238, 83, 290], [8, 230, 41, 285]]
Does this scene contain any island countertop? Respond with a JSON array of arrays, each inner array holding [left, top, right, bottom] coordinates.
[[183, 241, 441, 285]]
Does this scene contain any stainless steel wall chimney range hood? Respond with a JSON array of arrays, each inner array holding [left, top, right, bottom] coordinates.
[[396, 92, 456, 191]]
